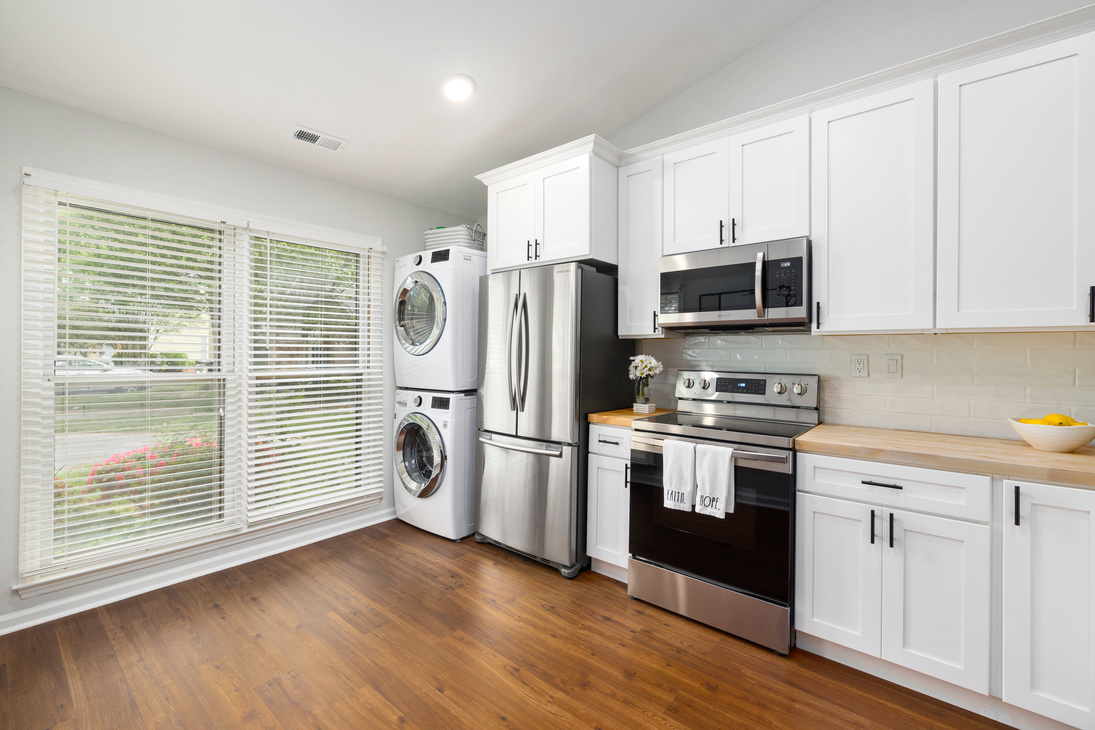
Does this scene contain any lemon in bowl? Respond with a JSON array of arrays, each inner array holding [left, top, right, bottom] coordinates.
[[1009, 416, 1095, 453]]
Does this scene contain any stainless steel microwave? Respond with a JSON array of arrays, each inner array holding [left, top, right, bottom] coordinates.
[[658, 237, 811, 332]]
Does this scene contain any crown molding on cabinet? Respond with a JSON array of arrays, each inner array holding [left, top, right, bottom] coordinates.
[[619, 4, 1095, 165], [476, 134, 623, 185]]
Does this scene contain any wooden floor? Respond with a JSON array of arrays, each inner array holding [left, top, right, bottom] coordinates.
[[0, 519, 1011, 730]]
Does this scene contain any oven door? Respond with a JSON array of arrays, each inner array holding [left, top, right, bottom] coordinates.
[[629, 431, 794, 606]]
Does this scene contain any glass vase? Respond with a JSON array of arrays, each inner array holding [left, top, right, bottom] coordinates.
[[633, 376, 650, 405]]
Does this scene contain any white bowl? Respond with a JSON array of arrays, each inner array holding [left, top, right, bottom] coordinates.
[[1008, 419, 1095, 453]]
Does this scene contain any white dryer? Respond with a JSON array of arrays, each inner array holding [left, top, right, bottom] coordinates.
[[393, 247, 487, 391], [393, 388, 477, 540]]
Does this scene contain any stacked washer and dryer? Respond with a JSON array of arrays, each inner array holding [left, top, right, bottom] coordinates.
[[392, 246, 487, 540]]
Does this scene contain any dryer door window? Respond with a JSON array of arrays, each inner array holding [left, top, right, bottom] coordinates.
[[394, 272, 447, 355], [395, 412, 446, 498]]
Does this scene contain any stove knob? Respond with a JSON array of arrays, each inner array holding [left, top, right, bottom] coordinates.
[[699, 379, 710, 390], [793, 382, 808, 396], [772, 382, 787, 395], [683, 378, 695, 389]]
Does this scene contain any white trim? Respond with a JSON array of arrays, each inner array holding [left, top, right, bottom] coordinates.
[[21, 167, 384, 251], [619, 4, 1095, 165], [475, 134, 623, 186], [3, 507, 395, 635]]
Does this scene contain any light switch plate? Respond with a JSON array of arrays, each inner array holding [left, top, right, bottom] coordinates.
[[852, 354, 869, 378], [884, 354, 903, 378]]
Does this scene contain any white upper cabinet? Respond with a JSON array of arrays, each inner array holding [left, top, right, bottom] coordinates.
[[662, 139, 730, 255], [617, 158, 671, 338], [488, 174, 536, 271], [811, 81, 935, 332], [478, 135, 620, 272], [1003, 480, 1095, 729], [937, 33, 1095, 329], [662, 117, 809, 256], [729, 115, 810, 245]]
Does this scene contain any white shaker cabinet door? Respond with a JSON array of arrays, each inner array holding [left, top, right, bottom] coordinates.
[[729, 115, 809, 246], [536, 155, 591, 264], [881, 509, 990, 694], [586, 452, 629, 570], [1003, 481, 1095, 729], [488, 174, 536, 271], [662, 139, 730, 255], [795, 493, 882, 656], [811, 80, 935, 332], [937, 33, 1095, 329], [617, 158, 665, 338]]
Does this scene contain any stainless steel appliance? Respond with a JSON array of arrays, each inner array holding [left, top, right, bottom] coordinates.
[[658, 237, 810, 332], [475, 263, 633, 577], [628, 369, 819, 654]]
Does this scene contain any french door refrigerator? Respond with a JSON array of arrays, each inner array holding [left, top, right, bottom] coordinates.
[[475, 262, 632, 577]]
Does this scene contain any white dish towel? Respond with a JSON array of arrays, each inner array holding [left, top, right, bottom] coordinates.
[[695, 444, 735, 518], [662, 440, 695, 511]]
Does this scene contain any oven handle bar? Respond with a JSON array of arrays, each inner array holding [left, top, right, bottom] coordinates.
[[630, 433, 789, 465]]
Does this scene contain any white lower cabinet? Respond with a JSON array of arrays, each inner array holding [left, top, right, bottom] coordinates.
[[796, 455, 991, 694], [1003, 480, 1095, 729], [587, 425, 630, 572]]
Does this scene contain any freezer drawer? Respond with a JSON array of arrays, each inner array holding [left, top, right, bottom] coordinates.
[[476, 431, 579, 569]]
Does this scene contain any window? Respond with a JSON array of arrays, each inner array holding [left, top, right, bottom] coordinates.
[[20, 174, 385, 582]]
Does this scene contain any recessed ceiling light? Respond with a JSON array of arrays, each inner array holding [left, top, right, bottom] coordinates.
[[441, 75, 475, 102]]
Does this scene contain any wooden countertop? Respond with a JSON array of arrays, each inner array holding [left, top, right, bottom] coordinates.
[[797, 423, 1095, 490], [588, 408, 673, 428]]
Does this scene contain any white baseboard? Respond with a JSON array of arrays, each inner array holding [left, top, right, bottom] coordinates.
[[590, 557, 628, 584], [1, 507, 395, 637]]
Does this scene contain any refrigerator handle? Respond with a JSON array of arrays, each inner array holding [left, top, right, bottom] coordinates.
[[517, 291, 530, 411], [506, 292, 519, 412]]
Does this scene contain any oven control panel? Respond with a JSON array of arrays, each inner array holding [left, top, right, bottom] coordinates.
[[675, 370, 819, 409]]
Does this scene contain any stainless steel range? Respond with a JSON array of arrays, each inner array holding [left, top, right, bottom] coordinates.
[[628, 369, 819, 655]]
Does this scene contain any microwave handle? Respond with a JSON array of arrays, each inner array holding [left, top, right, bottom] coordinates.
[[754, 250, 765, 318]]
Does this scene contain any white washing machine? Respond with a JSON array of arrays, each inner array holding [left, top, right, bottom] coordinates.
[[393, 388, 477, 540], [393, 246, 487, 391]]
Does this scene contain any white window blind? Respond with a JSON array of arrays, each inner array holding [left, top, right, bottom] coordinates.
[[20, 180, 384, 582]]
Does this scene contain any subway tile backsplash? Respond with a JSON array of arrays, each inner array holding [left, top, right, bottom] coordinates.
[[640, 332, 1095, 440]]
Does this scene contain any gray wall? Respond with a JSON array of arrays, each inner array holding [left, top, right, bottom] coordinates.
[[607, 0, 1094, 150], [0, 86, 474, 627]]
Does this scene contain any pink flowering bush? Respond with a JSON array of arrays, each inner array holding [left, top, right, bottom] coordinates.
[[57, 435, 222, 547]]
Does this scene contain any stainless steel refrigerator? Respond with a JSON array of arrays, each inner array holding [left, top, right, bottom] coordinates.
[[474, 262, 633, 577]]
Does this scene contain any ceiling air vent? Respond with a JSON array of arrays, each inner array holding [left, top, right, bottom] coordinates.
[[291, 126, 346, 152]]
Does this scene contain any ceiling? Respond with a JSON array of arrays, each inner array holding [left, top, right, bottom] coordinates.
[[0, 0, 827, 219]]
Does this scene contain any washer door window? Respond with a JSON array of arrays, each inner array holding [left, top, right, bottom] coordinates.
[[395, 412, 446, 498], [394, 272, 447, 355]]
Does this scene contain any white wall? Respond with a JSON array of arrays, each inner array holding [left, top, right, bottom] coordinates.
[[607, 0, 1095, 150], [0, 86, 475, 631]]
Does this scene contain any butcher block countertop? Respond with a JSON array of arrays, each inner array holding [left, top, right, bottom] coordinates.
[[797, 423, 1095, 490], [588, 408, 673, 428]]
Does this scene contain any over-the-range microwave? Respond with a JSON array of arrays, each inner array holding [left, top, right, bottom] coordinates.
[[658, 237, 811, 333]]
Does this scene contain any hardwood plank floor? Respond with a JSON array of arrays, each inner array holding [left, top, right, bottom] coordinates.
[[0, 519, 1012, 729]]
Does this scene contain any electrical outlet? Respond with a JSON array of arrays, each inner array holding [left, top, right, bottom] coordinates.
[[884, 353, 903, 378], [852, 354, 869, 378]]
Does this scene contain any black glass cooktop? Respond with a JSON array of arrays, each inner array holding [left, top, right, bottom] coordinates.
[[632, 411, 816, 449]]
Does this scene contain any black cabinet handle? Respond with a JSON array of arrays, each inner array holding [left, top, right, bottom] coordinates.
[[719, 219, 725, 245], [731, 217, 737, 243], [816, 302, 821, 328], [653, 311, 658, 332], [624, 464, 631, 489], [535, 239, 541, 259], [1014, 485, 1021, 527], [862, 480, 904, 490], [1089, 285, 1094, 323], [870, 509, 875, 545], [889, 512, 895, 549], [526, 240, 531, 261]]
